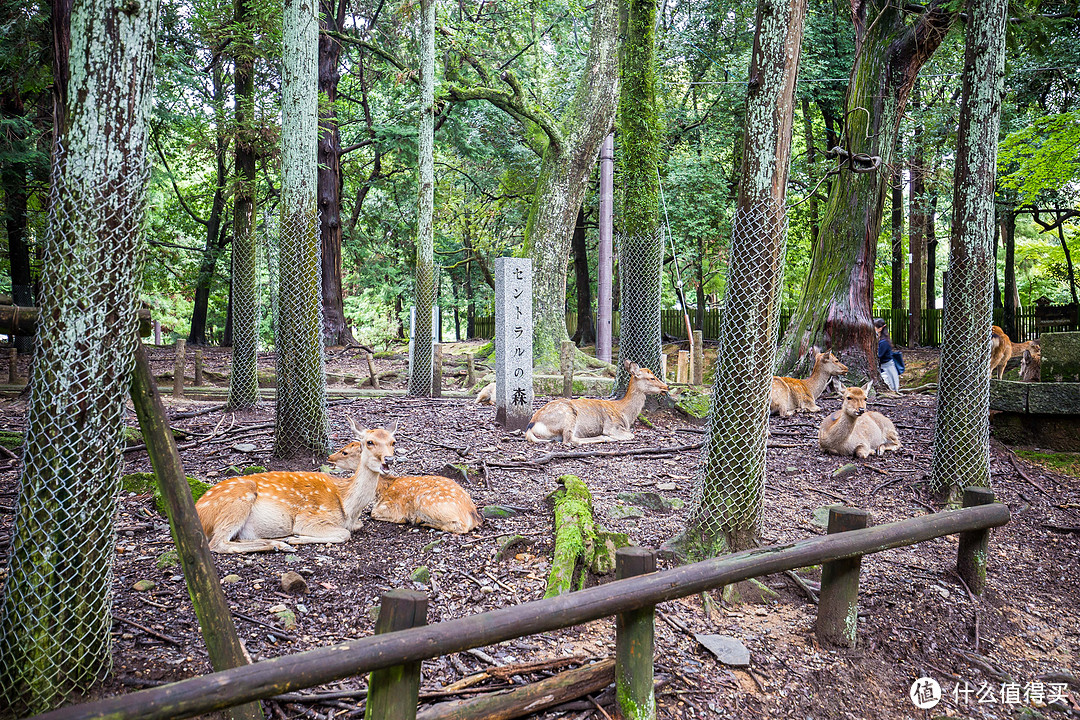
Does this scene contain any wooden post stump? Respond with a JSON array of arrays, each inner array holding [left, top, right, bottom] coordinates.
[[194, 349, 204, 387], [676, 351, 689, 384], [616, 547, 657, 720], [815, 507, 869, 647], [7, 347, 17, 384], [433, 343, 443, 398], [561, 340, 575, 398], [692, 330, 704, 386], [957, 487, 995, 595], [466, 353, 476, 387], [365, 590, 428, 720], [365, 352, 380, 390], [173, 339, 186, 398], [153, 319, 162, 346], [659, 353, 667, 383]]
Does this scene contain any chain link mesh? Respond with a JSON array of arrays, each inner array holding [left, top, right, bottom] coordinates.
[[614, 229, 664, 394], [0, 143, 149, 713], [685, 201, 788, 556], [408, 262, 436, 396], [273, 207, 329, 457], [227, 202, 262, 409]]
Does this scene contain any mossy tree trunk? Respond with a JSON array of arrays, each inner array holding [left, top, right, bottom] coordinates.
[[776, 1, 954, 381], [408, 0, 435, 396], [909, 82, 925, 347], [930, 0, 1007, 496], [676, 0, 807, 560], [276, 0, 329, 456], [0, 0, 159, 710]]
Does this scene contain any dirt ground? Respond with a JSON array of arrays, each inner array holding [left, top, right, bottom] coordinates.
[[0, 343, 1078, 720]]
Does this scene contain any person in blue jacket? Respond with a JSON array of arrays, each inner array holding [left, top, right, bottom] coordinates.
[[874, 318, 900, 391]]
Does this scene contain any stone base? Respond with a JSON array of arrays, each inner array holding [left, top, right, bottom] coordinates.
[[991, 412, 1080, 452]]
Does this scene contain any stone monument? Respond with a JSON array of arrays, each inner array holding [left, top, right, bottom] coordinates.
[[494, 257, 533, 430]]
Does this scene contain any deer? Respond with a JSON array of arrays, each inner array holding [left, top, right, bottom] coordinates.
[[1020, 342, 1041, 382], [770, 349, 849, 417], [329, 418, 482, 534], [818, 382, 901, 458], [476, 381, 496, 405], [195, 424, 395, 553], [990, 325, 1036, 380], [524, 360, 669, 445]]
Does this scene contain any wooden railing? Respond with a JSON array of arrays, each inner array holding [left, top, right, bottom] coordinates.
[[35, 490, 1009, 720]]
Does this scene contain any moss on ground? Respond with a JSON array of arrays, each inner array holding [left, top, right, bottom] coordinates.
[[1015, 450, 1080, 479], [121, 472, 211, 515], [0, 430, 23, 451]]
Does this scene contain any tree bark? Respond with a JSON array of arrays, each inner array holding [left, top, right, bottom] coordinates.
[[2, 160, 33, 353], [570, 206, 595, 345], [408, 0, 435, 396], [890, 146, 903, 318], [926, 192, 938, 314], [777, 3, 953, 378], [930, 0, 1008, 496], [1003, 208, 1018, 338], [802, 97, 820, 248], [0, 0, 159, 709]]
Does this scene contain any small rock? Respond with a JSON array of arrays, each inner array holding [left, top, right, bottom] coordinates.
[[295, 603, 308, 614], [695, 634, 751, 667], [421, 539, 444, 554], [483, 505, 519, 519], [811, 505, 841, 529], [667, 498, 685, 510], [132, 579, 156, 592], [156, 550, 179, 569], [785, 466, 800, 475], [268, 604, 288, 613], [221, 574, 241, 584], [617, 491, 669, 513], [284, 554, 304, 564], [609, 504, 646, 520], [410, 566, 431, 584], [274, 609, 298, 630], [831, 463, 858, 480], [232, 443, 257, 453], [280, 571, 308, 594], [656, 481, 677, 491], [368, 605, 381, 622]]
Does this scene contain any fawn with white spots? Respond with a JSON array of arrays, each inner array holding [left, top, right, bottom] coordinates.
[[329, 418, 482, 534], [195, 424, 396, 553], [818, 383, 901, 458], [524, 360, 669, 445]]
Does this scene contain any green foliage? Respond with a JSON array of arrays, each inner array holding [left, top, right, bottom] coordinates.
[[1015, 450, 1080, 479], [998, 111, 1080, 206]]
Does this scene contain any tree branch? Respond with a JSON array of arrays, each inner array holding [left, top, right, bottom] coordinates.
[[152, 134, 209, 227]]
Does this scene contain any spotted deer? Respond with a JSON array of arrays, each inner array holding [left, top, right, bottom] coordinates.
[[990, 325, 1035, 380], [818, 382, 901, 458], [524, 360, 669, 445], [770, 349, 849, 417], [330, 419, 482, 534], [195, 424, 396, 553]]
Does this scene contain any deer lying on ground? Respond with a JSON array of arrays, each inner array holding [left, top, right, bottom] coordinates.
[[770, 349, 849, 417], [329, 418, 482, 534], [990, 325, 1036, 380], [195, 425, 394, 553], [1020, 342, 1041, 382], [818, 382, 901, 458], [476, 381, 496, 405], [524, 360, 669, 445]]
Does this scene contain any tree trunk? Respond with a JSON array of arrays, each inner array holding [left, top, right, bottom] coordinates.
[[465, 261, 475, 338], [523, 0, 619, 369], [2, 160, 33, 352], [276, 0, 329, 456], [1002, 209, 1017, 338], [909, 79, 926, 349], [570, 206, 595, 345], [674, 0, 807, 561], [695, 235, 707, 332], [318, 0, 355, 347], [0, 0, 159, 709], [929, 0, 1007, 496], [614, 0, 663, 395], [890, 148, 903, 319], [802, 97, 819, 248], [228, 0, 260, 409], [777, 3, 953, 378], [1057, 211, 1079, 306], [926, 192, 938, 315], [408, 0, 435, 396]]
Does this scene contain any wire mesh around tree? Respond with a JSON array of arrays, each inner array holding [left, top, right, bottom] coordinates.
[[614, 228, 664, 394], [685, 201, 788, 556], [227, 207, 263, 410], [0, 146, 148, 713], [408, 260, 436, 396]]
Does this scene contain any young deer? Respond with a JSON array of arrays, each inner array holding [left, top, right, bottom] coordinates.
[[330, 419, 482, 534], [1020, 342, 1041, 382], [524, 360, 669, 445], [818, 382, 901, 458], [990, 325, 1035, 380], [476, 381, 496, 405], [195, 424, 395, 553], [770, 349, 849, 417]]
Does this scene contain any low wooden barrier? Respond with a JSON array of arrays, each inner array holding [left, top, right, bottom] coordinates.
[[34, 495, 1010, 720]]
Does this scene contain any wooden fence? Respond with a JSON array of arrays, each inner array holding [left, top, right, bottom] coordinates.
[[35, 491, 1009, 720]]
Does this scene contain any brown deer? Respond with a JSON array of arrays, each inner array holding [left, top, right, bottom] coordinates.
[[818, 383, 901, 458], [476, 381, 496, 405], [524, 360, 669, 445], [990, 325, 1035, 380], [770, 349, 849, 417], [195, 424, 394, 553], [330, 419, 482, 534], [1020, 342, 1041, 382]]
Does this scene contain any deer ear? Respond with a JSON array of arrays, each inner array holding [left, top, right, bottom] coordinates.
[[623, 359, 632, 371], [385, 420, 399, 434], [347, 417, 365, 439], [629, 362, 641, 374], [862, 381, 872, 394]]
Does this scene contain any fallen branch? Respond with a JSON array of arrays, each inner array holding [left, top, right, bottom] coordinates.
[[493, 442, 705, 468], [441, 654, 589, 692], [899, 383, 937, 394], [1007, 452, 1053, 496], [170, 404, 228, 420], [114, 615, 183, 646], [399, 432, 469, 457], [784, 570, 819, 604]]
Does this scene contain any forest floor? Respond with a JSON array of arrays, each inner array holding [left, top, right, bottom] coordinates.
[[0, 343, 1078, 720]]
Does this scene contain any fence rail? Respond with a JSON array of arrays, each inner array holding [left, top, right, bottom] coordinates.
[[35, 497, 1009, 720]]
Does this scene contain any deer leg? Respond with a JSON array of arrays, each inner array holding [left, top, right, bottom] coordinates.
[[569, 433, 619, 445], [208, 536, 297, 554]]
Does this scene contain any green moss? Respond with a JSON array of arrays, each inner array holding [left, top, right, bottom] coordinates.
[[475, 341, 494, 360], [544, 475, 600, 598], [674, 387, 711, 419], [0, 430, 23, 450], [121, 472, 210, 515], [1015, 450, 1080, 478], [242, 465, 266, 475]]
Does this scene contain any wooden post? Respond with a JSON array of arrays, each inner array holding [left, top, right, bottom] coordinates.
[[365, 590, 428, 720], [433, 343, 443, 398], [815, 507, 869, 647], [7, 347, 17, 384], [957, 487, 995, 595], [659, 353, 667, 383], [466, 353, 476, 387], [154, 319, 162, 345], [128, 343, 262, 720], [365, 352, 380, 390], [173, 338, 186, 398], [616, 547, 657, 720], [676, 350, 689, 384], [692, 330, 704, 386], [194, 349, 203, 387], [561, 340, 575, 398]]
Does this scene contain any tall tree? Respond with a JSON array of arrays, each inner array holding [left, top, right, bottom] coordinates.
[[408, 0, 435, 396], [890, 147, 903, 317], [276, 0, 329, 455], [909, 80, 925, 346], [0, 0, 159, 709], [570, 206, 596, 345], [777, 0, 954, 379], [930, 0, 1007, 496]]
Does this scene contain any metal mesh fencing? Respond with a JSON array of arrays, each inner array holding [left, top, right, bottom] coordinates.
[[273, 207, 329, 457], [227, 203, 262, 409], [685, 201, 787, 557], [407, 262, 435, 396], [0, 145, 149, 713], [614, 228, 664, 394]]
